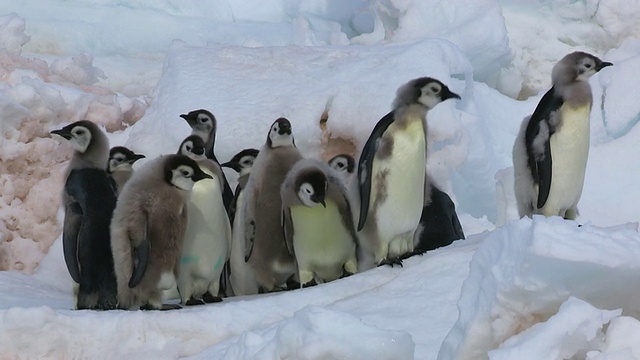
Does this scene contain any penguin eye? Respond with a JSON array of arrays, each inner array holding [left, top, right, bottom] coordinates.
[[182, 170, 190, 177], [430, 86, 440, 94], [584, 63, 592, 69]]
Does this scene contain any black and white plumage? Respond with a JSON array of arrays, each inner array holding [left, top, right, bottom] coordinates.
[[356, 77, 460, 268], [180, 109, 234, 214], [513, 52, 612, 219], [110, 154, 213, 310], [412, 183, 465, 254], [51, 120, 118, 310], [107, 146, 145, 195], [242, 117, 302, 292]]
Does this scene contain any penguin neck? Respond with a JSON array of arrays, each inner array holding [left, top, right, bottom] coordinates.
[[558, 80, 593, 109], [393, 103, 427, 127]]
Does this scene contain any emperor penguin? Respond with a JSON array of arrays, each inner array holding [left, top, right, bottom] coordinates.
[[513, 52, 612, 219], [328, 154, 355, 178], [180, 109, 234, 213], [50, 120, 118, 310], [110, 154, 212, 310], [243, 117, 303, 292], [281, 158, 358, 286], [175, 135, 231, 305], [356, 77, 460, 268], [220, 148, 260, 296], [107, 146, 145, 195]]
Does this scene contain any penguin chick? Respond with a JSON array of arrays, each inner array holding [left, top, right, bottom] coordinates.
[[281, 159, 358, 286], [180, 109, 234, 213], [51, 120, 118, 310], [176, 135, 231, 305], [220, 148, 260, 296], [110, 154, 212, 310], [328, 154, 355, 179], [243, 117, 303, 292], [107, 146, 145, 195], [513, 52, 612, 219], [356, 77, 460, 268]]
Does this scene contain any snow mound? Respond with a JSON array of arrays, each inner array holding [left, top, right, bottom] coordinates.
[[438, 216, 640, 360]]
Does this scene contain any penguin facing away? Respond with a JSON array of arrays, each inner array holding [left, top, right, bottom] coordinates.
[[180, 109, 234, 214], [175, 135, 231, 305], [356, 77, 460, 268], [220, 148, 260, 296], [513, 52, 612, 219], [107, 146, 145, 196], [243, 117, 303, 292], [281, 158, 358, 286], [110, 154, 212, 310], [51, 120, 118, 310]]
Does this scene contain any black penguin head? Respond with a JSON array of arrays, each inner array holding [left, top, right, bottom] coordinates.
[[553, 52, 613, 84], [50, 120, 100, 153], [163, 154, 213, 190], [266, 117, 295, 149], [328, 154, 355, 175], [393, 77, 461, 110], [108, 146, 145, 173], [179, 109, 216, 138], [295, 168, 327, 208], [177, 135, 207, 161], [220, 148, 259, 174]]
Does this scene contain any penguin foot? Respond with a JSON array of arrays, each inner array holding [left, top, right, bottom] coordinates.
[[185, 298, 206, 306], [339, 271, 354, 279], [378, 257, 403, 267], [301, 279, 318, 288], [202, 292, 222, 303], [140, 303, 182, 311], [286, 278, 301, 290]]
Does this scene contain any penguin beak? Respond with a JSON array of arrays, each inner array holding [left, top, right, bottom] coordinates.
[[220, 161, 241, 172], [320, 199, 326, 208], [128, 154, 146, 163], [180, 114, 195, 126], [597, 61, 613, 71], [50, 128, 72, 140], [192, 168, 213, 182], [443, 89, 461, 101]]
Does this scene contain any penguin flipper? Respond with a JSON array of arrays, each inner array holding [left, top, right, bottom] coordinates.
[[62, 201, 82, 283], [357, 111, 395, 231], [524, 87, 563, 209], [228, 184, 241, 225], [282, 208, 294, 256], [128, 216, 150, 288]]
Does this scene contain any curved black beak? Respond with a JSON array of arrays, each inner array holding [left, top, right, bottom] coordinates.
[[50, 129, 72, 140], [597, 61, 613, 71], [443, 89, 461, 101], [220, 161, 241, 173], [128, 154, 146, 163], [192, 166, 213, 182]]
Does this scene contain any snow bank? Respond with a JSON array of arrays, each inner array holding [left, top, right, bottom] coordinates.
[[437, 216, 640, 360]]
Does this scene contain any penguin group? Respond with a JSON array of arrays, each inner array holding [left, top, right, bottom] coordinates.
[[50, 51, 611, 310]]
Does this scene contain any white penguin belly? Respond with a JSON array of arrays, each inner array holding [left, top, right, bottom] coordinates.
[[541, 105, 591, 215], [291, 201, 355, 281], [371, 120, 425, 244], [181, 172, 230, 293]]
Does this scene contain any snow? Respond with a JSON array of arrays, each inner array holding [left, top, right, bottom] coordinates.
[[1, 0, 640, 359]]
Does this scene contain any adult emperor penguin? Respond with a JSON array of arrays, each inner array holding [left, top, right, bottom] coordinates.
[[180, 109, 234, 214], [175, 135, 231, 305], [513, 52, 612, 219], [220, 148, 260, 296], [281, 158, 358, 286], [51, 120, 118, 310], [356, 77, 460, 268], [110, 154, 212, 310], [243, 117, 303, 292], [107, 146, 145, 195]]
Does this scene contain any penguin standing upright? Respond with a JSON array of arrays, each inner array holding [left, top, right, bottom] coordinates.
[[107, 146, 145, 195], [175, 135, 231, 305], [356, 77, 460, 268], [110, 154, 212, 310], [281, 158, 358, 286], [51, 120, 118, 310], [243, 117, 303, 292], [180, 109, 234, 213], [220, 148, 260, 296], [513, 52, 612, 219]]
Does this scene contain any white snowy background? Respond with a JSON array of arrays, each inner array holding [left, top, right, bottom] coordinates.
[[1, 0, 640, 359]]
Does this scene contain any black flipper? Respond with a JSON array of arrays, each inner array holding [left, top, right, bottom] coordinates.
[[228, 184, 241, 226], [129, 235, 150, 288], [524, 87, 564, 209], [412, 185, 465, 255], [282, 208, 294, 256], [62, 201, 82, 283], [357, 111, 396, 230], [207, 152, 234, 216]]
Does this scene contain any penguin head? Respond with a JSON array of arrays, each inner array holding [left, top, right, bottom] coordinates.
[[51, 120, 100, 153], [327, 154, 355, 175], [393, 77, 461, 110], [221, 148, 259, 175], [266, 117, 295, 148], [177, 135, 207, 161], [179, 109, 216, 139], [164, 154, 213, 191], [108, 146, 145, 173], [295, 168, 327, 208], [553, 52, 613, 84]]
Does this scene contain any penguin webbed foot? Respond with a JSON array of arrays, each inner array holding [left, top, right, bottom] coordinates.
[[378, 257, 403, 268], [140, 303, 182, 311], [185, 297, 206, 306], [301, 279, 317, 288], [202, 292, 223, 303], [285, 277, 300, 291]]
